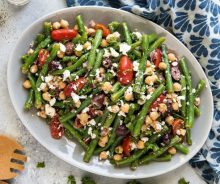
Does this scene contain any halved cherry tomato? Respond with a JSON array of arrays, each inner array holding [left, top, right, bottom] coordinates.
[[50, 116, 64, 139], [122, 135, 131, 157], [38, 49, 49, 66], [151, 94, 166, 109], [117, 55, 133, 85], [150, 48, 162, 68], [63, 77, 87, 97], [51, 29, 77, 41], [172, 119, 184, 135], [95, 23, 110, 37]]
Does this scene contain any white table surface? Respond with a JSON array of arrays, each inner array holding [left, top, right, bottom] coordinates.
[[0, 0, 206, 183]]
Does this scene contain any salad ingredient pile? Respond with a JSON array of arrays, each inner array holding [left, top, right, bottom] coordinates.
[[21, 15, 205, 169]]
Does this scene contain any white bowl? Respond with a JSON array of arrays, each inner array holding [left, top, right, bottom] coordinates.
[[7, 6, 213, 179]]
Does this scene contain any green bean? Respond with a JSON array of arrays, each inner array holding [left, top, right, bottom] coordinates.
[[103, 113, 116, 128], [180, 76, 186, 117], [111, 82, 121, 93], [43, 22, 52, 36], [111, 87, 128, 102], [153, 154, 172, 162], [61, 121, 88, 150], [94, 115, 121, 155], [24, 89, 34, 110], [133, 84, 165, 137], [70, 68, 86, 81], [51, 53, 88, 75], [124, 104, 140, 124], [87, 30, 103, 70], [90, 49, 104, 77], [110, 136, 124, 157], [132, 50, 142, 58], [36, 34, 45, 44], [72, 34, 82, 44], [195, 79, 206, 97], [21, 55, 28, 62], [76, 15, 88, 43], [194, 105, 201, 117], [115, 126, 169, 166], [179, 58, 194, 128], [122, 22, 132, 45], [162, 45, 174, 93], [174, 144, 189, 155], [178, 178, 190, 184], [108, 21, 120, 33], [62, 56, 78, 62], [133, 34, 149, 93], [21, 37, 52, 74], [139, 135, 181, 165], [59, 89, 99, 123], [35, 44, 60, 108], [186, 128, 192, 145]]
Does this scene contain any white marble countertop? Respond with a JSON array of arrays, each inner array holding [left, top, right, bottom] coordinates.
[[0, 0, 206, 183]]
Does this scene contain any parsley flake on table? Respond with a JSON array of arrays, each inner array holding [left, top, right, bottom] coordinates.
[[36, 161, 45, 168], [67, 175, 76, 184]]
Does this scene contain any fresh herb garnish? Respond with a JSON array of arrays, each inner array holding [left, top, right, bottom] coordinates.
[[36, 161, 45, 168]]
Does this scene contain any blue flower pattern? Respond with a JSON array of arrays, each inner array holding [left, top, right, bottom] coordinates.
[[66, 0, 220, 183]]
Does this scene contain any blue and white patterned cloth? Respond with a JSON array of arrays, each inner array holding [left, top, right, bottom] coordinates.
[[66, 0, 220, 183]]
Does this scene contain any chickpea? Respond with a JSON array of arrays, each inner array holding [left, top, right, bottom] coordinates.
[[173, 82, 182, 92], [73, 25, 78, 31], [113, 154, 122, 161], [168, 53, 177, 62], [42, 85, 49, 92], [30, 64, 38, 73], [194, 97, 200, 106], [23, 80, 32, 89], [120, 103, 130, 113], [145, 67, 155, 75], [37, 111, 47, 119], [101, 39, 108, 47], [146, 60, 151, 67], [172, 102, 179, 111], [101, 82, 112, 92], [42, 92, 51, 102], [52, 22, 61, 30], [75, 100, 81, 108], [168, 147, 176, 155], [87, 28, 96, 36], [158, 62, 167, 70], [78, 113, 89, 126], [149, 111, 159, 121], [98, 135, 109, 147], [165, 115, 174, 125], [60, 19, 69, 28], [99, 67, 105, 74], [110, 105, 120, 113], [137, 140, 145, 149], [145, 115, 153, 125], [99, 151, 108, 160], [115, 146, 123, 154], [124, 92, 133, 101], [159, 103, 167, 113], [141, 124, 148, 132], [147, 87, 155, 94], [57, 51, 65, 58], [59, 91, 66, 100], [145, 76, 156, 86], [58, 81, 66, 90]]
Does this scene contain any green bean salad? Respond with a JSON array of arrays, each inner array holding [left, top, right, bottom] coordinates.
[[21, 15, 205, 169]]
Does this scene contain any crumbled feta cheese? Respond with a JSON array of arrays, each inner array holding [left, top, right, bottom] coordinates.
[[132, 32, 142, 40], [41, 76, 45, 81], [141, 137, 149, 143], [45, 104, 56, 117], [155, 123, 162, 132], [88, 127, 92, 135], [112, 63, 118, 68], [130, 142, 137, 150], [146, 94, 152, 100], [118, 111, 126, 117], [192, 88, 196, 94], [91, 133, 96, 139], [63, 70, 70, 81], [83, 62, 87, 68], [71, 92, 80, 104], [119, 42, 131, 55], [59, 43, 66, 52], [82, 107, 90, 113], [103, 49, 111, 58], [58, 65, 63, 70], [39, 83, 47, 91], [95, 68, 103, 82], [49, 98, 56, 106], [106, 32, 120, 41], [133, 60, 139, 71], [171, 61, 178, 67], [75, 43, 83, 52], [45, 75, 53, 83], [109, 69, 116, 76], [109, 47, 119, 58], [88, 119, 96, 126]]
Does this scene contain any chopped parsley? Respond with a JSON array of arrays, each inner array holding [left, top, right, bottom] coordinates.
[[178, 178, 190, 184], [81, 176, 96, 184], [36, 161, 45, 168], [67, 175, 76, 184]]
